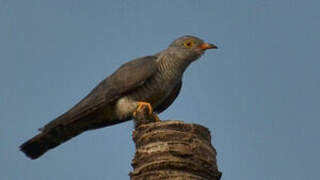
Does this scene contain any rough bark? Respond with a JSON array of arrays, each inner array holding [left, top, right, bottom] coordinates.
[[130, 106, 222, 180]]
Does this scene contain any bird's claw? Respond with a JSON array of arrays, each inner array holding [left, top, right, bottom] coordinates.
[[153, 113, 160, 122], [133, 101, 160, 122], [136, 102, 153, 115]]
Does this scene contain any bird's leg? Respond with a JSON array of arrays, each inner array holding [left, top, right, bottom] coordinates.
[[136, 101, 153, 115], [133, 102, 160, 124]]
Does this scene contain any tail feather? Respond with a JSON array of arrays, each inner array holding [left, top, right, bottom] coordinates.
[[20, 122, 84, 159], [20, 112, 127, 159], [20, 133, 60, 159]]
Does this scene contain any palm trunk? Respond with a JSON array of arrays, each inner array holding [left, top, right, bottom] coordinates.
[[130, 108, 222, 180]]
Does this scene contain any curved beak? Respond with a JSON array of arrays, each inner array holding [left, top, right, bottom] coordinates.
[[200, 42, 218, 50]]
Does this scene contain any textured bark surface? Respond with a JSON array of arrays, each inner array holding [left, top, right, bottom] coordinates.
[[130, 106, 222, 180]]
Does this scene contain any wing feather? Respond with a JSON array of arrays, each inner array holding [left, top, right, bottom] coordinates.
[[43, 56, 158, 130]]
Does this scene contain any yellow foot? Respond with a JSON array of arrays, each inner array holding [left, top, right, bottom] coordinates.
[[153, 113, 160, 122], [132, 101, 160, 121], [135, 101, 153, 115]]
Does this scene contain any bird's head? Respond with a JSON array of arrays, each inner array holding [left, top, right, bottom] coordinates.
[[168, 35, 218, 62]]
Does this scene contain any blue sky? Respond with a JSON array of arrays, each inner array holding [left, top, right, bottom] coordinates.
[[1, 1, 319, 179]]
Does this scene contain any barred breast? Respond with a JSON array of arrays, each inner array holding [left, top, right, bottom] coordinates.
[[115, 53, 187, 119]]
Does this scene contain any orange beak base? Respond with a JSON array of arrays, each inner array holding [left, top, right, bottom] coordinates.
[[200, 43, 218, 50]]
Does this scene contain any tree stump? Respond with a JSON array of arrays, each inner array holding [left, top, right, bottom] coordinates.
[[130, 106, 222, 180]]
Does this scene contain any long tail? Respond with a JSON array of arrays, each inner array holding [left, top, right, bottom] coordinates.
[[20, 112, 128, 159], [20, 120, 85, 159]]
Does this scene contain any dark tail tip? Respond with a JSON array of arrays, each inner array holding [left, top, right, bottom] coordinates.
[[20, 140, 43, 159], [20, 133, 59, 159]]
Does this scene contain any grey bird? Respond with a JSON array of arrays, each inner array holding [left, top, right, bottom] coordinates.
[[20, 35, 218, 159]]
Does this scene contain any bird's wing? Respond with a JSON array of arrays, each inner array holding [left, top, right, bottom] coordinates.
[[21, 56, 159, 159], [154, 80, 182, 113], [43, 55, 158, 130]]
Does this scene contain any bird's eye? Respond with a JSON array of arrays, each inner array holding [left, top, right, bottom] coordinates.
[[183, 39, 195, 48]]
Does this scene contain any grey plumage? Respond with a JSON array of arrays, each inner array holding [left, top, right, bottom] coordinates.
[[20, 35, 217, 159]]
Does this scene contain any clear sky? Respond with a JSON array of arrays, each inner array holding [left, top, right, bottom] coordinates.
[[1, 0, 319, 179]]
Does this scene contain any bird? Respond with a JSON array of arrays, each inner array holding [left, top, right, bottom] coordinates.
[[20, 35, 218, 159]]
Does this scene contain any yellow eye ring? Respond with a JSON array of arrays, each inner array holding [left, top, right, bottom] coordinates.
[[183, 39, 195, 48]]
